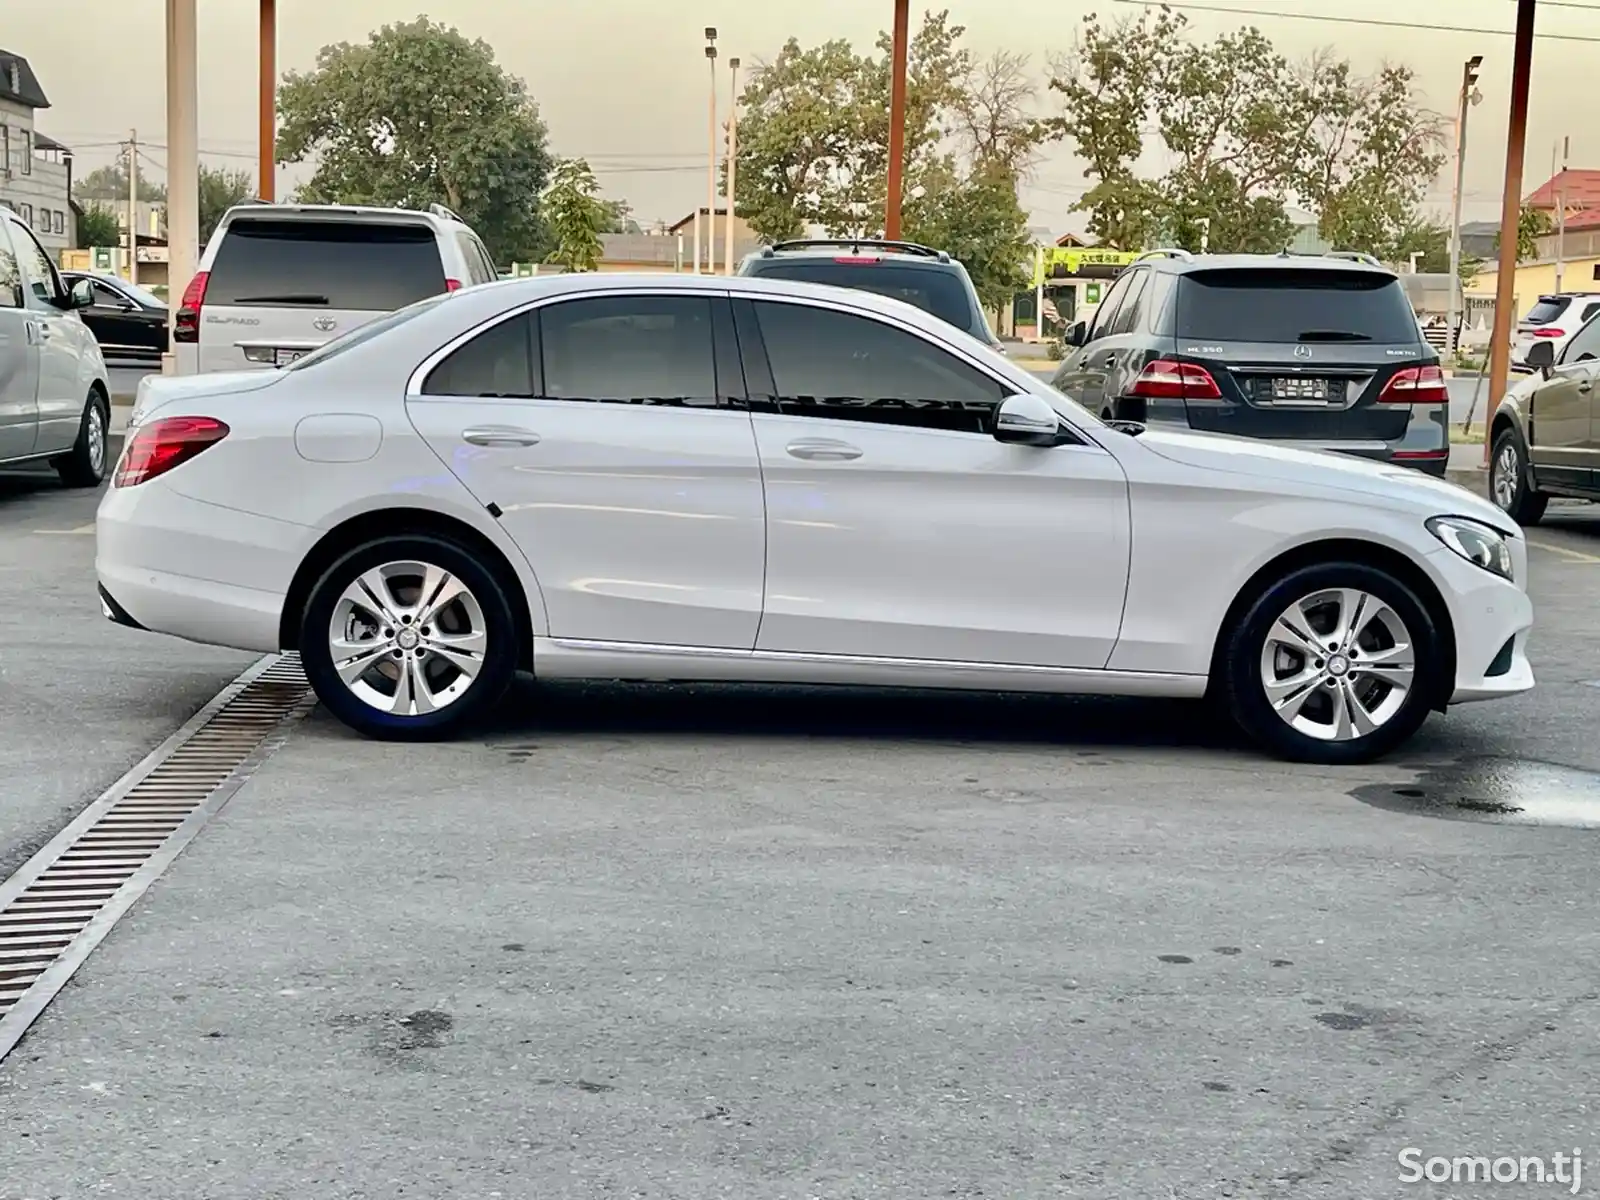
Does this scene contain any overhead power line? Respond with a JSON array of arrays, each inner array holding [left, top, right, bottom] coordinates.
[[1110, 0, 1600, 42]]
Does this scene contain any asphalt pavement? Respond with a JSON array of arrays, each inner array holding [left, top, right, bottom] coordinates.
[[1, 460, 1598, 1197]]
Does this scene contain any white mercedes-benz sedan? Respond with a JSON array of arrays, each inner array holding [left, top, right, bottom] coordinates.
[[97, 273, 1533, 763]]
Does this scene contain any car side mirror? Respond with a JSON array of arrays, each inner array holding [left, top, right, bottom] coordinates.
[[993, 393, 1065, 446], [1063, 320, 1087, 348], [1525, 338, 1555, 373], [66, 278, 95, 311]]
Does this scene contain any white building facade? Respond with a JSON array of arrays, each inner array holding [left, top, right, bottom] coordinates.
[[0, 51, 76, 254]]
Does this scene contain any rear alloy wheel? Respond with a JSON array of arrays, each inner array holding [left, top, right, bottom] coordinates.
[[1489, 427, 1548, 526], [299, 536, 517, 740], [1222, 563, 1440, 764], [55, 390, 109, 488]]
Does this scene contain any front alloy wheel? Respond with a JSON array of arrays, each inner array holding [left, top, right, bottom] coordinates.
[[300, 536, 517, 740], [1488, 428, 1548, 526], [1222, 562, 1440, 763]]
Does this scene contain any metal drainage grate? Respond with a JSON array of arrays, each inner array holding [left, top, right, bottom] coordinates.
[[0, 653, 314, 1061]]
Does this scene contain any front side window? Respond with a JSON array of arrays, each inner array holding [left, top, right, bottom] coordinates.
[[540, 295, 721, 407], [1561, 313, 1600, 363], [11, 220, 60, 305], [1086, 272, 1133, 342], [423, 312, 537, 398], [0, 224, 21, 308], [752, 300, 1004, 434], [91, 281, 125, 308]]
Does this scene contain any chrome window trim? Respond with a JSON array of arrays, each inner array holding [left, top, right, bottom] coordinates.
[[402, 283, 1107, 450]]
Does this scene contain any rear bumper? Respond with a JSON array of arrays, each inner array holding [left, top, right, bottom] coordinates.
[[96, 477, 310, 653]]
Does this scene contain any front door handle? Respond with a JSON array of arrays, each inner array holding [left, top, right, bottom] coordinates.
[[1579, 380, 1593, 394], [785, 437, 862, 461], [462, 425, 541, 448]]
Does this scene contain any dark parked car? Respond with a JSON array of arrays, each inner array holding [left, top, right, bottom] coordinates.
[[736, 238, 1003, 350], [1487, 320, 1600, 524], [1049, 249, 1450, 475], [59, 271, 169, 359]]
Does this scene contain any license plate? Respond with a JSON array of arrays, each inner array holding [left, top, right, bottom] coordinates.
[[274, 348, 307, 366], [1270, 376, 1330, 402]]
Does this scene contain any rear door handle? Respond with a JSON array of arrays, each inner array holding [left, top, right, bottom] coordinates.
[[1579, 380, 1594, 394], [462, 425, 541, 448], [785, 437, 862, 461]]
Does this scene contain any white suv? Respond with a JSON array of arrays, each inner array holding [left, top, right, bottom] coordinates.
[[1511, 291, 1600, 368], [173, 202, 500, 375]]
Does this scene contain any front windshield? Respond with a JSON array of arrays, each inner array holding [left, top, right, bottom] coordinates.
[[284, 290, 457, 371]]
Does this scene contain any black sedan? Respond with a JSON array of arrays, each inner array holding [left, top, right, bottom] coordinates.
[[60, 271, 170, 359]]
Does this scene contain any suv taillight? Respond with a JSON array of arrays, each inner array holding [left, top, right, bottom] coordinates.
[[173, 270, 208, 344], [1531, 327, 1562, 337], [113, 416, 230, 488], [1127, 359, 1222, 400], [1377, 365, 1448, 405], [445, 278, 463, 291]]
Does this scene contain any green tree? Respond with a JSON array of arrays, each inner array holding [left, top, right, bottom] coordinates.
[[541, 158, 609, 272], [73, 149, 167, 205], [198, 164, 256, 244], [731, 10, 973, 240], [1047, 10, 1446, 256], [275, 16, 552, 264], [904, 158, 1030, 311], [1491, 205, 1552, 262], [602, 197, 641, 235], [75, 203, 120, 248]]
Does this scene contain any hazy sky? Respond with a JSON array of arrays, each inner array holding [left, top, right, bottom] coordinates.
[[8, 0, 1595, 234]]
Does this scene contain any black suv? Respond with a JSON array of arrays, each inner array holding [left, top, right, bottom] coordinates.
[[736, 239, 1002, 350], [1049, 249, 1449, 474]]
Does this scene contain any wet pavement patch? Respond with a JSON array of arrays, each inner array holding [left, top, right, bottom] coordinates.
[[1351, 757, 1600, 828]]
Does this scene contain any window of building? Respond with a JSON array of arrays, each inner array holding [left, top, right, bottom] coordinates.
[[20, 129, 29, 175]]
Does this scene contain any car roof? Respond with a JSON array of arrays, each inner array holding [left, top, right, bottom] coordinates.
[[440, 270, 989, 343], [744, 240, 957, 269]]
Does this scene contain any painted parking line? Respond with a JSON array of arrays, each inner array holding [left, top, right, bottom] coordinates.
[[32, 523, 96, 536], [1528, 538, 1600, 565]]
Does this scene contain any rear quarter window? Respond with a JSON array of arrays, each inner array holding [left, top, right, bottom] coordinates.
[[206, 219, 447, 311], [1174, 268, 1421, 344], [744, 258, 977, 335]]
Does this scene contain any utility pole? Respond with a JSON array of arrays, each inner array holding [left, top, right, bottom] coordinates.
[[724, 56, 740, 277], [885, 0, 910, 239], [259, 0, 276, 201], [704, 28, 718, 275], [1555, 135, 1570, 292], [1447, 55, 1482, 359], [127, 129, 139, 287]]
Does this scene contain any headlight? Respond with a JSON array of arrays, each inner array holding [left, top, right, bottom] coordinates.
[[1427, 516, 1514, 580]]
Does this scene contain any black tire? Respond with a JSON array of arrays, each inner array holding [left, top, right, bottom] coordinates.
[[55, 388, 110, 488], [299, 534, 518, 741], [1488, 426, 1547, 526], [1221, 561, 1443, 765]]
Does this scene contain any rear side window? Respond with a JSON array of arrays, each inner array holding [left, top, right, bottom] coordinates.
[[745, 259, 975, 333], [540, 295, 720, 407], [1174, 269, 1421, 345], [1524, 297, 1570, 325], [206, 219, 447, 311]]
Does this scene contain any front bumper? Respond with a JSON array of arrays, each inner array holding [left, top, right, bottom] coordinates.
[[1429, 540, 1535, 705]]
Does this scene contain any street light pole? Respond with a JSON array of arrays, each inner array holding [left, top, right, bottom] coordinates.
[[724, 57, 740, 276], [705, 28, 718, 275], [885, 0, 910, 239], [1447, 55, 1481, 359]]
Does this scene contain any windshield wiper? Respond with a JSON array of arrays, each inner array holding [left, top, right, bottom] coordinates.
[[1295, 330, 1372, 342], [230, 293, 331, 305]]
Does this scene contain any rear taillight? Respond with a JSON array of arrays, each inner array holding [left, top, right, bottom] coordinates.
[[113, 416, 229, 488], [1127, 359, 1222, 400], [1531, 327, 1562, 338], [172, 270, 208, 344], [1377, 364, 1448, 404], [445, 278, 463, 291]]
